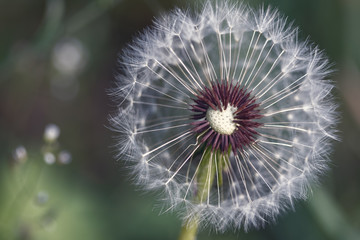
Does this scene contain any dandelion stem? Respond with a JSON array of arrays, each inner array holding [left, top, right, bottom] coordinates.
[[178, 217, 199, 240], [178, 147, 221, 240]]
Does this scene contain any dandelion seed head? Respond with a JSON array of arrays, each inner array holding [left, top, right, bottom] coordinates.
[[191, 81, 262, 152], [52, 38, 87, 75], [58, 150, 72, 164], [44, 124, 60, 143], [44, 152, 56, 165], [111, 0, 338, 232], [13, 145, 27, 163]]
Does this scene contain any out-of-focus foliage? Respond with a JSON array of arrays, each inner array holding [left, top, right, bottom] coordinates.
[[0, 0, 359, 239]]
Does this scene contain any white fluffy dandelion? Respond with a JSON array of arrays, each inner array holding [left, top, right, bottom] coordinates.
[[111, 1, 337, 232]]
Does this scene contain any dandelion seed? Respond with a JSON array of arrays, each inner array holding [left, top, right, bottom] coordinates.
[[111, 1, 337, 232]]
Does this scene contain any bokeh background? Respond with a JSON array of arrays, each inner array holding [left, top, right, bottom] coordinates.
[[0, 0, 359, 239]]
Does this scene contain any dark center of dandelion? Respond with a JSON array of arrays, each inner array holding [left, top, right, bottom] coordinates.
[[191, 81, 263, 153]]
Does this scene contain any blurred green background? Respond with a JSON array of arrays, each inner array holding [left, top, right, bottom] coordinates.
[[0, 0, 359, 239]]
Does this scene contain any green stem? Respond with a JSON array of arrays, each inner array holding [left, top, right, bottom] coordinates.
[[178, 217, 199, 240], [177, 147, 222, 240]]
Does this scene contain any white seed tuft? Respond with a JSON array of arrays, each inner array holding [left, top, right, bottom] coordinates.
[[111, 0, 338, 232]]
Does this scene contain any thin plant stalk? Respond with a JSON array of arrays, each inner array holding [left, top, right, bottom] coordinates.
[[178, 147, 223, 240]]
